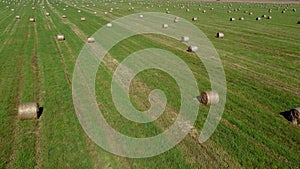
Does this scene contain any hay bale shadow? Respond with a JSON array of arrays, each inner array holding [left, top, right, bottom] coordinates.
[[280, 110, 293, 122], [37, 107, 43, 119]]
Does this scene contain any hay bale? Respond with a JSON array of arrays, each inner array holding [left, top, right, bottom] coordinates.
[[18, 102, 39, 120], [32, 7, 35, 10], [290, 108, 300, 125], [162, 23, 169, 29], [230, 17, 235, 21], [181, 36, 189, 42], [262, 14, 267, 18], [186, 8, 189, 12], [62, 15, 67, 18], [192, 17, 197, 21], [57, 34, 65, 41], [15, 15, 21, 19], [249, 12, 253, 15], [292, 8, 296, 12], [216, 32, 224, 38], [81, 17, 86, 21], [239, 17, 244, 21], [78, 10, 81, 13], [202, 10, 206, 13], [267, 16, 272, 19], [298, 21, 300, 24], [87, 37, 95, 43], [187, 46, 198, 52], [29, 18, 35, 22], [139, 14, 144, 18], [106, 23, 112, 28], [198, 91, 219, 105], [46, 12, 50, 16], [174, 17, 179, 23], [256, 17, 261, 21]]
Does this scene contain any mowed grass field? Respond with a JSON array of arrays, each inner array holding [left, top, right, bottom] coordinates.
[[0, 0, 299, 168]]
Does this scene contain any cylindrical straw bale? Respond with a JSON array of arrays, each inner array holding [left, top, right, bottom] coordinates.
[[162, 23, 169, 28], [18, 102, 39, 120], [87, 37, 95, 43], [29, 18, 35, 22], [187, 46, 198, 52], [57, 34, 65, 40], [199, 91, 219, 105], [291, 108, 300, 126], [181, 36, 189, 42], [106, 23, 112, 27], [216, 32, 224, 38]]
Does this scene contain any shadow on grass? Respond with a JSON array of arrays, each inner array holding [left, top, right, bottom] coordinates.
[[37, 107, 43, 119]]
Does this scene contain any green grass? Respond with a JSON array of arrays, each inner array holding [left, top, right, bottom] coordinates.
[[0, 0, 299, 168]]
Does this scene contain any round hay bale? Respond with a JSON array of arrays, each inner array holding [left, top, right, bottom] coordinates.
[[15, 15, 21, 19], [166, 10, 170, 14], [187, 46, 198, 52], [292, 8, 296, 12], [18, 102, 39, 120], [282, 10, 285, 13], [262, 14, 267, 18], [186, 8, 189, 12], [46, 12, 50, 16], [227, 10, 231, 13], [32, 7, 35, 10], [139, 14, 144, 18], [249, 12, 253, 15], [199, 91, 219, 105], [174, 17, 179, 23], [106, 23, 112, 28], [57, 34, 65, 41], [230, 17, 235, 21], [181, 36, 189, 42], [162, 23, 169, 29], [239, 17, 244, 21], [94, 11, 97, 14], [256, 17, 261, 21], [267, 16, 272, 19], [78, 10, 81, 13], [291, 108, 300, 125], [216, 32, 224, 38], [104, 12, 108, 15], [81, 17, 86, 21], [29, 18, 35, 22], [11, 9, 15, 12], [192, 17, 197, 21], [62, 15, 67, 18], [87, 37, 95, 43], [202, 10, 206, 13]]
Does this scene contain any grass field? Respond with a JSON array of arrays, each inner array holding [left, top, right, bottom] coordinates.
[[0, 0, 299, 168]]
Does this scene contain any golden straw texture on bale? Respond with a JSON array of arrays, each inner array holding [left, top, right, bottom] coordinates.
[[291, 108, 300, 126], [18, 102, 39, 120], [200, 91, 219, 105]]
